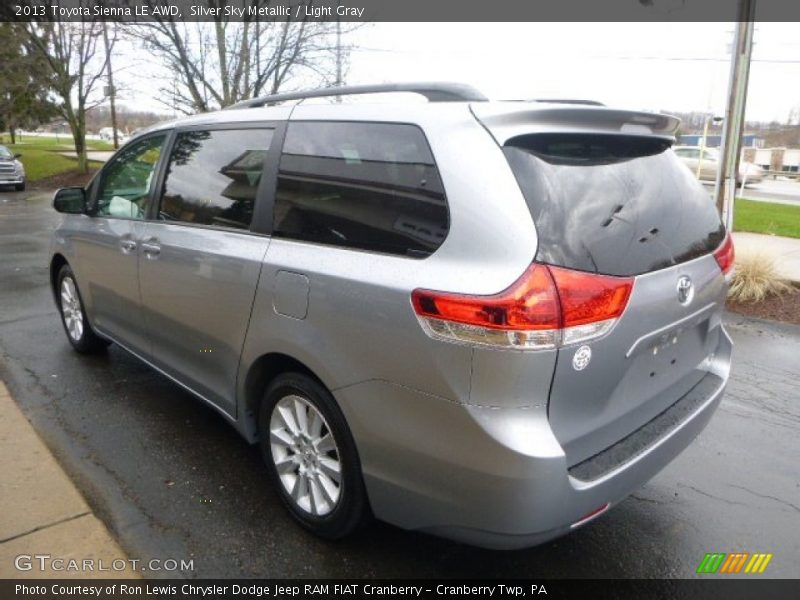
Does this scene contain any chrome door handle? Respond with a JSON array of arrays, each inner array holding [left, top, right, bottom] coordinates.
[[119, 239, 137, 254], [141, 239, 161, 258]]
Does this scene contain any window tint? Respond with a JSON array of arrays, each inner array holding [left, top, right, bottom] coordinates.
[[504, 134, 725, 277], [158, 129, 273, 230], [95, 135, 166, 219], [274, 121, 448, 258], [515, 133, 670, 166]]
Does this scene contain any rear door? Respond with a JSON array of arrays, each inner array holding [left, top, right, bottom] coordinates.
[[136, 124, 279, 417], [499, 132, 728, 466]]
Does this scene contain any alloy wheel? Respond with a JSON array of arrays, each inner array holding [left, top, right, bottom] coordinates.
[[269, 394, 342, 516], [60, 276, 84, 342]]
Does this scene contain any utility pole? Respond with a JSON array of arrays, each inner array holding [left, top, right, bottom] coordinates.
[[714, 0, 756, 230], [335, 1, 343, 102], [336, 20, 343, 87], [102, 22, 119, 149]]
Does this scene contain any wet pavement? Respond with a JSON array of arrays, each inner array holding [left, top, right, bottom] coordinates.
[[0, 188, 798, 579]]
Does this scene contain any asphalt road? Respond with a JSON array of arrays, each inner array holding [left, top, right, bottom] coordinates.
[[703, 178, 800, 206], [1, 188, 798, 579]]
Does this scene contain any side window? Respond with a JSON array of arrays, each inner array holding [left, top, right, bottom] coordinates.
[[95, 134, 166, 219], [157, 128, 274, 230], [274, 121, 449, 258]]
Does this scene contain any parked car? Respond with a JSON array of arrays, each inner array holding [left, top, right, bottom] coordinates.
[[98, 127, 124, 142], [674, 145, 764, 185], [48, 83, 734, 549], [0, 145, 26, 191]]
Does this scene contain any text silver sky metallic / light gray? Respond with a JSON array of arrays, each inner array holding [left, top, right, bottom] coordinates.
[[48, 82, 733, 549]]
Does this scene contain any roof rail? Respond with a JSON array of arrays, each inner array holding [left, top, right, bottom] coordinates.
[[533, 99, 606, 107], [227, 82, 488, 109]]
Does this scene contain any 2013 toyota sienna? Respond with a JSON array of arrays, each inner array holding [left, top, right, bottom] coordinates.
[[49, 83, 734, 549]]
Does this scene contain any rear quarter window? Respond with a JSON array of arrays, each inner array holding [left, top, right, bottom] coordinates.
[[273, 121, 448, 258], [503, 134, 725, 276]]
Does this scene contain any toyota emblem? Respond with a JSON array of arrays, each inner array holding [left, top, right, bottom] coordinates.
[[676, 275, 694, 305]]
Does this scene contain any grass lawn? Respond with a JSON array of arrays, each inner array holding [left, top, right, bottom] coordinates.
[[7, 145, 83, 181], [734, 198, 800, 239], [1, 134, 114, 151], [4, 135, 109, 183]]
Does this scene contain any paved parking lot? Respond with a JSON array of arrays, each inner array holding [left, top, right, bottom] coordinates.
[[703, 178, 800, 206], [0, 188, 798, 578]]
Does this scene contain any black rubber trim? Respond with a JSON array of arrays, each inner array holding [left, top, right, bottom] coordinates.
[[568, 371, 723, 482]]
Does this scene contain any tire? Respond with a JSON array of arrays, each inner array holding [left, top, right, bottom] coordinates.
[[56, 264, 110, 354], [259, 372, 368, 540], [15, 182, 25, 191]]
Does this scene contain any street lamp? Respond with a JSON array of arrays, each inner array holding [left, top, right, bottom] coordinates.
[[696, 115, 724, 180], [102, 22, 119, 149]]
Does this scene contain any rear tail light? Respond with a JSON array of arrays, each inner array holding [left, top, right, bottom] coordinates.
[[550, 265, 634, 346], [411, 263, 633, 350], [713, 233, 735, 280]]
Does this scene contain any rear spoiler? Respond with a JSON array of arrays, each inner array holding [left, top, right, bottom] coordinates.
[[470, 103, 681, 145]]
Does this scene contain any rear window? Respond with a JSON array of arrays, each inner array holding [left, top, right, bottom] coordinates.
[[273, 121, 448, 258], [503, 134, 725, 276]]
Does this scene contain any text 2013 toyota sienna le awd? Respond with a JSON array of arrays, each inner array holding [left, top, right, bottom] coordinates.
[[49, 83, 733, 549]]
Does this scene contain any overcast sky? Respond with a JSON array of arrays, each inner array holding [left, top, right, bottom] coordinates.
[[116, 22, 800, 123]]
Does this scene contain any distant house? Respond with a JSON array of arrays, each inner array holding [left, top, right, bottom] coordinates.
[[750, 148, 800, 173], [677, 134, 764, 148]]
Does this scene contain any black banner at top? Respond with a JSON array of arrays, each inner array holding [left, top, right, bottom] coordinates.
[[2, 0, 800, 22]]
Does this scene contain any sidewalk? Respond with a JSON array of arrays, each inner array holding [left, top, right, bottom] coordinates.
[[732, 231, 800, 282], [58, 151, 115, 163], [0, 381, 138, 579]]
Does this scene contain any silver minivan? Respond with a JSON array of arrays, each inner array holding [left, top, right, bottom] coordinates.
[[49, 83, 734, 549]]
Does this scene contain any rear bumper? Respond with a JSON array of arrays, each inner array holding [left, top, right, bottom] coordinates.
[[337, 326, 732, 549]]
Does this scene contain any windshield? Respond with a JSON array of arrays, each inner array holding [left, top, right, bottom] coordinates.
[[0, 146, 13, 159], [503, 134, 726, 276]]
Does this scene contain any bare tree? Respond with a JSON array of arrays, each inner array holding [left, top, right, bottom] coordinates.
[[126, 1, 357, 114], [24, 20, 116, 172]]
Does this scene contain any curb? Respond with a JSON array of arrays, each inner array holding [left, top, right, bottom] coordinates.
[[0, 381, 139, 579]]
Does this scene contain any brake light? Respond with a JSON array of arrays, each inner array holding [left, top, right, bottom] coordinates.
[[713, 233, 735, 278], [549, 266, 634, 346], [411, 263, 633, 350]]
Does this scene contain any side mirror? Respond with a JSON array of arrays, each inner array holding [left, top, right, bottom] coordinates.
[[13, 153, 22, 159], [53, 187, 87, 214]]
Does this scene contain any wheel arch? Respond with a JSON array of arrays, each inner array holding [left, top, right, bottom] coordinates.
[[241, 352, 330, 442], [50, 253, 69, 304]]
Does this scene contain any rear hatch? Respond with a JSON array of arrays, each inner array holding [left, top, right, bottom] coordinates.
[[473, 103, 728, 467]]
